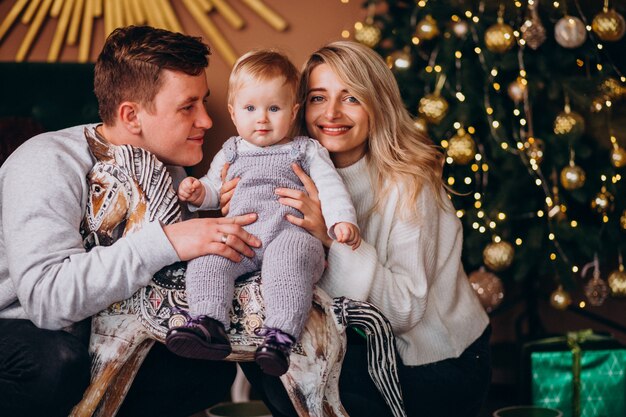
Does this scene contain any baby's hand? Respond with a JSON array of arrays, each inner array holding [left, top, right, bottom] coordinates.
[[178, 177, 205, 207], [334, 222, 361, 250]]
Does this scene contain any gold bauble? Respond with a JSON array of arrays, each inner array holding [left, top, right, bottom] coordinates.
[[554, 15, 587, 48], [601, 77, 626, 99], [550, 285, 572, 310], [354, 22, 382, 48], [468, 269, 504, 312], [507, 77, 527, 103], [415, 14, 440, 41], [553, 111, 585, 141], [592, 9, 626, 42], [484, 22, 516, 53], [584, 276, 609, 306], [386, 49, 412, 70], [452, 20, 469, 38], [591, 188, 615, 214], [418, 94, 448, 124], [525, 138, 545, 164], [483, 241, 515, 272], [560, 164, 586, 190], [413, 117, 428, 133], [608, 267, 626, 297], [447, 128, 476, 165], [621, 210, 626, 229], [610, 146, 626, 168]]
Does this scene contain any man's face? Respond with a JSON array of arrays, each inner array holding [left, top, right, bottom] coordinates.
[[136, 69, 212, 166]]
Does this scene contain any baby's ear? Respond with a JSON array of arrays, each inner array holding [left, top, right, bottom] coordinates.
[[227, 104, 236, 124], [291, 103, 300, 121]]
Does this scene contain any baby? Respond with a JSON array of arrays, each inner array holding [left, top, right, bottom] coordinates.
[[165, 49, 360, 376]]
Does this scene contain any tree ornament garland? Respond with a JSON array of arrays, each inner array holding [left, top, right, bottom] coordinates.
[[447, 128, 476, 165], [592, 6, 626, 42], [554, 15, 587, 48], [483, 240, 515, 272], [468, 269, 504, 312], [553, 99, 585, 141], [560, 162, 586, 190], [550, 285, 572, 310]]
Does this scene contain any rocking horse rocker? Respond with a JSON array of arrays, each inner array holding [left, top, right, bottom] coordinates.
[[69, 128, 407, 417]]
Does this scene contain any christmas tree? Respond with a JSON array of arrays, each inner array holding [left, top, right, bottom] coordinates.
[[353, 0, 626, 313]]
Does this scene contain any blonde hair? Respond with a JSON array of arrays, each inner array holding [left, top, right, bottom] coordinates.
[[298, 41, 446, 219], [228, 49, 299, 106]]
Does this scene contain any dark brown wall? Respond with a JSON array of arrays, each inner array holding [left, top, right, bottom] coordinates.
[[0, 0, 365, 175]]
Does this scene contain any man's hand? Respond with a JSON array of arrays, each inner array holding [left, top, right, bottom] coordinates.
[[163, 214, 261, 261]]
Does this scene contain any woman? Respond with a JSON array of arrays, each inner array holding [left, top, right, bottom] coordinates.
[[239, 41, 491, 417]]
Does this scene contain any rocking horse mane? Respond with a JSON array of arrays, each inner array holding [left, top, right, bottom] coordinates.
[[84, 127, 181, 227]]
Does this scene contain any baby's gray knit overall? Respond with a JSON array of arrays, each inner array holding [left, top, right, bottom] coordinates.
[[185, 136, 325, 339]]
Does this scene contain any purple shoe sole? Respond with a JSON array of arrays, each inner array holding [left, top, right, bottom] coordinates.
[[255, 348, 289, 376], [166, 329, 232, 361]]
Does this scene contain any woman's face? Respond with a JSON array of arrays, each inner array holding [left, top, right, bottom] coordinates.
[[304, 64, 369, 168]]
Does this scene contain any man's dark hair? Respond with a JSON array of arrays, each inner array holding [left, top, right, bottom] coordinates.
[[94, 25, 211, 125]]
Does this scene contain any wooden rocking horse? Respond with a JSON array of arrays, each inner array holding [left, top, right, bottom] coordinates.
[[69, 128, 407, 417]]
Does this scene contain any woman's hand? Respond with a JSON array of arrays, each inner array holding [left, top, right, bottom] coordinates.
[[163, 214, 261, 262], [219, 162, 239, 216], [276, 163, 333, 247]]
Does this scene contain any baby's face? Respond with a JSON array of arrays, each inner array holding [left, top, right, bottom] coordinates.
[[228, 75, 299, 147]]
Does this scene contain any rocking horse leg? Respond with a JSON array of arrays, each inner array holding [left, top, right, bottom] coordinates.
[[322, 347, 348, 417], [69, 315, 151, 417]]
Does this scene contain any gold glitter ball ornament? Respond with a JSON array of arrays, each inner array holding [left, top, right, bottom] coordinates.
[[452, 19, 469, 38], [608, 267, 626, 297], [413, 117, 428, 133], [483, 241, 515, 272], [386, 49, 412, 70], [592, 9, 626, 42], [610, 146, 626, 168], [550, 285, 572, 310], [415, 14, 440, 41], [591, 187, 615, 214], [507, 77, 527, 103], [560, 164, 586, 190], [354, 22, 382, 48], [553, 111, 585, 141], [447, 128, 476, 165], [601, 77, 626, 99], [468, 269, 504, 312], [584, 275, 609, 306], [484, 22, 516, 53], [525, 138, 545, 164], [418, 93, 448, 124], [554, 15, 587, 48]]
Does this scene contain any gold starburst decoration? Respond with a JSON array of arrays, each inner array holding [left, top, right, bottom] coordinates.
[[0, 0, 288, 65]]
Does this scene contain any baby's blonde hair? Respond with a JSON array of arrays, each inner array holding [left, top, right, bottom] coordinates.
[[228, 49, 300, 106]]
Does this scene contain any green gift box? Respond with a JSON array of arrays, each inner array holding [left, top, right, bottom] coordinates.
[[522, 330, 626, 417]]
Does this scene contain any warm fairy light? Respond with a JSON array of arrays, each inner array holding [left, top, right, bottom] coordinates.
[[491, 69, 498, 77], [446, 157, 454, 164], [553, 1, 559, 7], [603, 215, 609, 223], [571, 220, 578, 227], [601, 174, 607, 181], [519, 70, 527, 77], [354, 22, 363, 30], [341, 30, 350, 38], [537, 210, 544, 217], [486, 107, 494, 115], [622, 77, 626, 82], [474, 201, 482, 208], [455, 51, 462, 59], [535, 179, 542, 186], [474, 47, 482, 54], [597, 45, 603, 51], [597, 63, 603, 70], [451, 15, 460, 22], [519, 39, 526, 46], [482, 163, 489, 171], [472, 16, 479, 23], [448, 177, 455, 185], [517, 142, 525, 150], [520, 119, 527, 126], [471, 164, 479, 172], [494, 236, 502, 243], [546, 197, 553, 206], [472, 222, 480, 229], [515, 1, 522, 7], [501, 143, 508, 150], [475, 153, 482, 161], [515, 238, 522, 245], [549, 233, 555, 240], [479, 226, 486, 233], [489, 221, 496, 228], [493, 83, 501, 91], [576, 59, 584, 67], [454, 122, 461, 129], [456, 209, 464, 217], [425, 66, 433, 72], [465, 11, 472, 18], [579, 301, 586, 308], [606, 100, 612, 107], [341, 0, 349, 3], [477, 211, 485, 218], [417, 0, 427, 6], [441, 139, 449, 147], [498, 212, 506, 220], [465, 177, 473, 185], [412, 37, 420, 45], [467, 126, 476, 134], [573, 265, 579, 273], [513, 109, 520, 116], [550, 253, 556, 260], [434, 65, 442, 72], [456, 92, 466, 101], [492, 121, 500, 128]]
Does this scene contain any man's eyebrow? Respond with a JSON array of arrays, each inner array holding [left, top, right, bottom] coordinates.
[[180, 90, 211, 105]]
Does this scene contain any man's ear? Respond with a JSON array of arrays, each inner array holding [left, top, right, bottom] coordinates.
[[118, 101, 142, 134]]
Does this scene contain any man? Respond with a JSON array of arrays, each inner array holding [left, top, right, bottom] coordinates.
[[0, 26, 260, 417]]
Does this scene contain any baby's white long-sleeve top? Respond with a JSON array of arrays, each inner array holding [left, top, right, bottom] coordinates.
[[193, 137, 357, 238]]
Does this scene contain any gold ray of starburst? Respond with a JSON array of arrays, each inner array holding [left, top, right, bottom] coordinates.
[[0, 0, 288, 65]]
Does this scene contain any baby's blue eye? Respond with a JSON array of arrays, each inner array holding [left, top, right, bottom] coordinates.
[[245, 105, 255, 111], [269, 105, 280, 112]]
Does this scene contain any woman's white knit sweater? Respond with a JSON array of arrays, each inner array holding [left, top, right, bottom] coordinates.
[[319, 157, 489, 366]]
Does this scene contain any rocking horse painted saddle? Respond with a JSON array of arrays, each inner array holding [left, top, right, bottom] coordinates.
[[70, 128, 407, 417]]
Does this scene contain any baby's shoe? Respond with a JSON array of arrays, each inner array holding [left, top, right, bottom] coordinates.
[[254, 327, 295, 376], [166, 312, 231, 361]]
